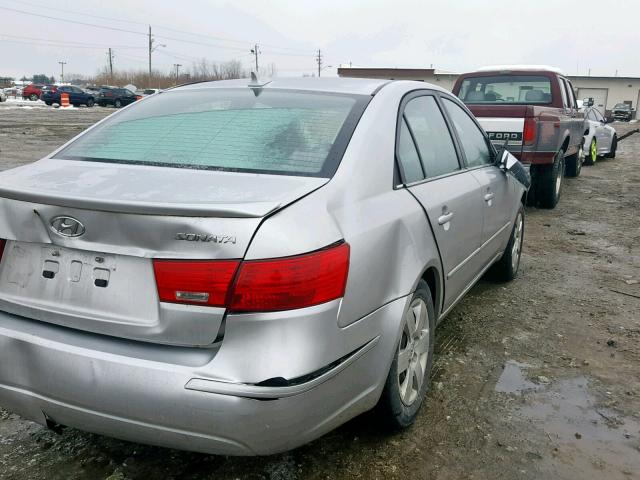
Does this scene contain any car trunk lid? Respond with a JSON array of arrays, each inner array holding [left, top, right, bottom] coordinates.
[[0, 160, 328, 346]]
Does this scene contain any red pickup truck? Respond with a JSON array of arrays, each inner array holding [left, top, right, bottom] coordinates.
[[452, 66, 587, 208]]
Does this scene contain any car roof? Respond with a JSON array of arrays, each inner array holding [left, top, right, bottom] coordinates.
[[173, 77, 395, 95], [473, 64, 565, 75]]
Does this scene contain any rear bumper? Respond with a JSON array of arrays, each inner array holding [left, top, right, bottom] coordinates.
[[0, 297, 406, 455]]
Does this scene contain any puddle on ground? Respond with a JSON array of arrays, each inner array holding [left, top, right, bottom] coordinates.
[[518, 376, 640, 479], [495, 360, 542, 394]]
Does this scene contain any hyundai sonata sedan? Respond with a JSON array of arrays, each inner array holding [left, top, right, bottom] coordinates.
[[0, 77, 528, 455]]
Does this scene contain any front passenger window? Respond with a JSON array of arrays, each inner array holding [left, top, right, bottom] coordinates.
[[442, 99, 492, 168]]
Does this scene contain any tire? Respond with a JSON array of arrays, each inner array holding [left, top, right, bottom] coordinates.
[[29, 93, 38, 101], [45, 101, 52, 106], [584, 138, 597, 165], [490, 205, 525, 282], [114, 99, 122, 108], [377, 280, 435, 430], [535, 149, 564, 209], [565, 141, 584, 177], [604, 135, 617, 158], [86, 99, 94, 107]]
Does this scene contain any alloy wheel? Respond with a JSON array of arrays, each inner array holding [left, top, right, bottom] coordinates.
[[397, 298, 430, 406], [511, 212, 524, 272]]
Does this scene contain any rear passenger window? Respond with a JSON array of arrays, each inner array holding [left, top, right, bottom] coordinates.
[[397, 119, 425, 183], [442, 99, 492, 168], [403, 96, 460, 178]]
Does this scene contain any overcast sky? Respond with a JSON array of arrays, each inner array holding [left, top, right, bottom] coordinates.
[[0, 0, 638, 80]]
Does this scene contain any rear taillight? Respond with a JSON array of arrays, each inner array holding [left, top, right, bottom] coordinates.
[[523, 116, 537, 145], [229, 242, 350, 312], [153, 259, 239, 306], [0, 239, 6, 263], [152, 242, 350, 313]]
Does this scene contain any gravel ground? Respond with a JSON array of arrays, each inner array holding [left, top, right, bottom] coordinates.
[[0, 102, 639, 480]]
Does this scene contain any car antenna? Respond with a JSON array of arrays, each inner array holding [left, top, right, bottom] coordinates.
[[248, 71, 271, 96]]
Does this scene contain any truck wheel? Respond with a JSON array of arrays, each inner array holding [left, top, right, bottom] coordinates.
[[584, 138, 597, 165], [604, 136, 617, 159], [565, 142, 584, 177], [490, 205, 525, 282], [536, 149, 564, 209], [377, 280, 435, 430]]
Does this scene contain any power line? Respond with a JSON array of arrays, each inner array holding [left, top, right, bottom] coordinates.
[[0, 6, 147, 36], [0, 3, 314, 55], [0, 33, 145, 49]]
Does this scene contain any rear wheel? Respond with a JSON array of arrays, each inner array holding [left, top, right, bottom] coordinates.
[[490, 205, 525, 281], [604, 135, 617, 158], [377, 280, 435, 430], [45, 101, 52, 106], [535, 149, 564, 209], [565, 142, 584, 177], [114, 99, 122, 108], [584, 138, 597, 165]]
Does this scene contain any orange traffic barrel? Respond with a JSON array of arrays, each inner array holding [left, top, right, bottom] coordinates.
[[60, 92, 70, 108]]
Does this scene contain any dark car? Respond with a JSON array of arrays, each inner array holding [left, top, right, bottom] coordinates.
[[97, 88, 138, 108], [612, 103, 633, 122], [22, 84, 51, 101], [41, 86, 95, 107]]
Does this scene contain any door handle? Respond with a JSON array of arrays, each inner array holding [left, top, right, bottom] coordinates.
[[438, 212, 454, 225], [484, 192, 495, 202]]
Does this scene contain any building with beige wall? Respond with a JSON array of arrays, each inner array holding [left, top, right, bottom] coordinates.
[[337, 67, 639, 118]]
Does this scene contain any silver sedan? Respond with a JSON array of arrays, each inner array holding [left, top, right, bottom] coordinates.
[[0, 77, 528, 455], [583, 107, 618, 165]]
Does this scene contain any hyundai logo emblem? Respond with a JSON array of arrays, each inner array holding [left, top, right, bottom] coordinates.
[[50, 216, 86, 237]]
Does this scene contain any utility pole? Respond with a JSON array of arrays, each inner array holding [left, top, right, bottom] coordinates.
[[58, 61, 66, 83], [148, 25, 153, 86], [107, 48, 114, 81], [173, 63, 182, 85], [250, 44, 260, 74], [316, 49, 322, 77]]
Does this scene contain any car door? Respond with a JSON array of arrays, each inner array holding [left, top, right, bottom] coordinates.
[[562, 78, 584, 152], [441, 97, 513, 266], [123, 90, 136, 105], [396, 93, 484, 310], [592, 109, 612, 152]]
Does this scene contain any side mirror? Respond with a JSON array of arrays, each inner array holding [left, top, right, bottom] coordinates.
[[499, 149, 532, 190]]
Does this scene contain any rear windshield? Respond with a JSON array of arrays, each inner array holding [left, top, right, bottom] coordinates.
[[55, 88, 368, 177], [458, 75, 553, 104]]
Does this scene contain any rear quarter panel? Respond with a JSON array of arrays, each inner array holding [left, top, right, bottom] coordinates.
[[245, 82, 443, 328]]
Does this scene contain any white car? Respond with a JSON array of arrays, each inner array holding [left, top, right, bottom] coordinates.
[[583, 107, 617, 165]]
